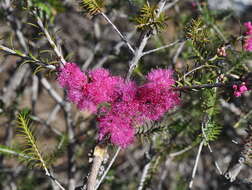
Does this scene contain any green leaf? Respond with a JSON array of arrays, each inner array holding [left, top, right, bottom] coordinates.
[[133, 3, 167, 32], [17, 110, 48, 169], [82, 0, 104, 15], [203, 121, 222, 143], [0, 144, 31, 159]]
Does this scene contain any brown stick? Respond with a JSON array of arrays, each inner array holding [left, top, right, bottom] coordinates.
[[87, 145, 107, 190]]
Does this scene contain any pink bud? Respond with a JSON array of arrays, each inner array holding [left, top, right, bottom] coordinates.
[[233, 83, 248, 97]]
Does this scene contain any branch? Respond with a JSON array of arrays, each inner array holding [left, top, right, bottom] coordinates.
[[46, 172, 66, 190], [30, 114, 62, 136], [169, 145, 193, 158], [0, 44, 56, 70], [95, 147, 121, 190], [100, 12, 135, 54], [33, 10, 66, 65], [0, 145, 31, 159], [142, 40, 182, 56], [137, 162, 151, 190], [163, 0, 181, 11], [201, 114, 223, 175], [0, 0, 29, 53], [18, 112, 65, 190], [64, 103, 77, 190], [87, 144, 108, 190], [234, 109, 252, 128], [175, 81, 252, 91], [127, 35, 150, 79], [127, 0, 169, 79], [189, 141, 204, 189], [182, 64, 217, 80], [41, 77, 65, 106]]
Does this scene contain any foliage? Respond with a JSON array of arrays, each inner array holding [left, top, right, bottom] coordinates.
[[81, 0, 104, 15], [133, 2, 167, 32], [0, 144, 30, 159], [30, 0, 64, 14], [185, 17, 220, 61], [202, 120, 222, 143], [16, 109, 48, 169], [201, 88, 222, 143], [15, 0, 64, 21]]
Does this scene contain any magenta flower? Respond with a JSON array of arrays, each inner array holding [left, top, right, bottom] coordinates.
[[98, 85, 141, 148], [244, 22, 252, 35], [58, 63, 180, 148], [233, 83, 248, 97], [57, 62, 90, 108], [137, 83, 180, 120], [57, 62, 87, 90], [147, 69, 175, 86], [114, 81, 138, 102], [137, 69, 180, 120], [244, 22, 252, 52], [98, 113, 135, 148], [67, 88, 84, 104], [244, 38, 252, 51], [98, 103, 136, 148], [87, 68, 124, 104]]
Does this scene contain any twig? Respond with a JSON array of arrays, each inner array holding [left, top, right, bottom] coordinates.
[[0, 2, 65, 189], [0, 145, 65, 190], [142, 40, 182, 56], [0, 146, 31, 159], [0, 44, 56, 70], [207, 144, 223, 175], [189, 115, 208, 189], [127, 35, 150, 79], [114, 31, 136, 55], [220, 99, 243, 116], [189, 141, 204, 189], [201, 114, 223, 175], [64, 103, 77, 190], [30, 114, 62, 136], [234, 109, 252, 128], [157, 157, 171, 190], [40, 77, 65, 106], [46, 171, 66, 190], [163, 0, 181, 11], [173, 40, 186, 63], [175, 81, 252, 91], [46, 104, 62, 126], [137, 162, 151, 190], [1, 0, 29, 53], [169, 145, 193, 158], [33, 11, 66, 65], [87, 2, 171, 188], [100, 12, 135, 54], [182, 64, 216, 80], [127, 0, 170, 79], [95, 147, 121, 190], [31, 75, 39, 113], [1, 63, 29, 107]]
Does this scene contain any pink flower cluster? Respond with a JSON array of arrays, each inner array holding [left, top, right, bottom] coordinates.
[[233, 83, 248, 97], [244, 22, 252, 51], [58, 63, 180, 148]]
